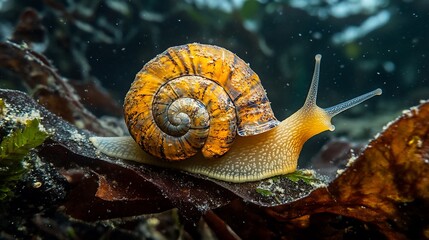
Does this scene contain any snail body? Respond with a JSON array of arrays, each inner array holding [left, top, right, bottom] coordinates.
[[90, 43, 381, 183]]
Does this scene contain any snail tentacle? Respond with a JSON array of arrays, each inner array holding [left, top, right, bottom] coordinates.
[[324, 88, 382, 118]]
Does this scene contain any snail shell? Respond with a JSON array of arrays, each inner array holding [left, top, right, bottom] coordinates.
[[124, 43, 279, 160]]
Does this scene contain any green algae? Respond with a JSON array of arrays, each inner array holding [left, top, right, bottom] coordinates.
[[0, 118, 49, 200]]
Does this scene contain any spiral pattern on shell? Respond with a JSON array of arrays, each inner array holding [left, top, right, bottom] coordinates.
[[124, 43, 279, 161]]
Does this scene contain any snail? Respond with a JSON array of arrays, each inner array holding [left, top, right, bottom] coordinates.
[[90, 43, 381, 183]]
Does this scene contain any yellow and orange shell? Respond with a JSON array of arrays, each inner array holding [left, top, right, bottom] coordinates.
[[124, 43, 279, 161]]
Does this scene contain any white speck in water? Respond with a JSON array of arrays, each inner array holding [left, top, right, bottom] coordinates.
[[383, 61, 395, 72], [312, 32, 322, 39]]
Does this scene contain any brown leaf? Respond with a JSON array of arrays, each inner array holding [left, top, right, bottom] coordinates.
[[255, 100, 429, 239]]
